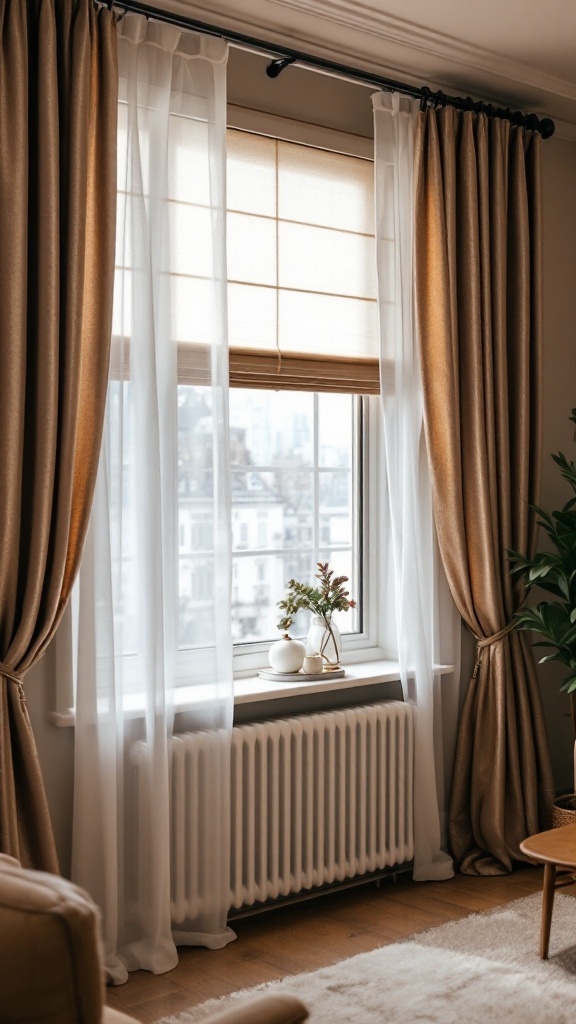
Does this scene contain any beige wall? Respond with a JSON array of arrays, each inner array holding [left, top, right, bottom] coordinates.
[[537, 135, 576, 791], [24, 56, 576, 875]]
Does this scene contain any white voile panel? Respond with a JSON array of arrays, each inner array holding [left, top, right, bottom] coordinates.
[[372, 92, 460, 881], [72, 14, 234, 981]]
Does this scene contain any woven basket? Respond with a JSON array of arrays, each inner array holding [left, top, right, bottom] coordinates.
[[551, 794, 576, 828]]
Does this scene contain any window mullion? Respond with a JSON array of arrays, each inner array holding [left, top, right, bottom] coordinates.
[[313, 392, 320, 575]]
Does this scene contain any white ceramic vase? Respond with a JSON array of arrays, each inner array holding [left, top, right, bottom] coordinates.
[[268, 634, 306, 673], [307, 614, 341, 669]]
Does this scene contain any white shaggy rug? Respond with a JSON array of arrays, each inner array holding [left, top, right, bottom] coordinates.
[[160, 893, 576, 1024]]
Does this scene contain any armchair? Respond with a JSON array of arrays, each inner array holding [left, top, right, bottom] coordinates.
[[0, 854, 308, 1024]]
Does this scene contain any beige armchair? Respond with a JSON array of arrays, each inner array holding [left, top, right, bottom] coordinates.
[[0, 854, 309, 1024]]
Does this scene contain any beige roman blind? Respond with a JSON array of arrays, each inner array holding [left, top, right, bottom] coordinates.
[[226, 129, 379, 394], [112, 126, 380, 393]]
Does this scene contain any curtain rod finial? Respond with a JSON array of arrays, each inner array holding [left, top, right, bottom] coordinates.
[[266, 56, 296, 79], [539, 118, 555, 139]]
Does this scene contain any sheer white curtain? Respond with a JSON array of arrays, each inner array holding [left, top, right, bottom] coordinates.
[[72, 14, 234, 981], [373, 92, 461, 881]]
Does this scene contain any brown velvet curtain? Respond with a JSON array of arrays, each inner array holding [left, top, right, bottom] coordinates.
[[0, 0, 117, 869], [414, 106, 555, 875]]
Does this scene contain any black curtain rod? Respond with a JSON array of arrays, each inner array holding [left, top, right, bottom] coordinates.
[[105, 0, 556, 139]]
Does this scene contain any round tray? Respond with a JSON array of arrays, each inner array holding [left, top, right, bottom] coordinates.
[[257, 667, 345, 683]]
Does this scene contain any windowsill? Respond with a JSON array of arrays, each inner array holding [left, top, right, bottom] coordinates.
[[50, 660, 454, 727], [234, 659, 452, 704]]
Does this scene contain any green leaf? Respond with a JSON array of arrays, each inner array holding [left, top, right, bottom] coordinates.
[[535, 578, 570, 599], [560, 674, 576, 693], [507, 409, 576, 697], [530, 505, 554, 526], [563, 622, 576, 645]]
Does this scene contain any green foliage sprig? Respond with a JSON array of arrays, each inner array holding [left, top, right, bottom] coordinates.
[[277, 562, 356, 634], [508, 408, 576, 694]]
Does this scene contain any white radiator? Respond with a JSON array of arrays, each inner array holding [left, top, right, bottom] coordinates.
[[167, 699, 414, 916]]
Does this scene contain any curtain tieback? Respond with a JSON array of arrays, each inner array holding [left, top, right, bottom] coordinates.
[[470, 620, 517, 681], [0, 662, 26, 706]]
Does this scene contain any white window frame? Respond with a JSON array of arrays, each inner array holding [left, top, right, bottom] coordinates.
[[224, 109, 385, 675], [185, 111, 385, 677], [229, 392, 387, 677]]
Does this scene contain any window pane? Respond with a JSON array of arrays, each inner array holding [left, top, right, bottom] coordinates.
[[229, 390, 360, 646], [319, 393, 352, 468], [319, 469, 351, 513], [178, 386, 219, 649], [229, 390, 314, 467], [177, 388, 361, 648], [231, 475, 287, 550], [232, 554, 286, 642], [179, 555, 216, 648]]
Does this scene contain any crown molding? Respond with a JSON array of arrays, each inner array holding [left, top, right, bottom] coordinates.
[[162, 0, 576, 131], [551, 118, 576, 142], [267, 0, 576, 104]]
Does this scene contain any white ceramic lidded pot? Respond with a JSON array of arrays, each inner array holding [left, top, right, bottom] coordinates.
[[268, 634, 306, 673]]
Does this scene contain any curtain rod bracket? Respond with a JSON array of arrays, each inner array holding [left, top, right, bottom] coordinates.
[[266, 56, 296, 79]]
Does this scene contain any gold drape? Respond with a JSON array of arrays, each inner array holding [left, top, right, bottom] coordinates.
[[415, 107, 554, 874], [0, 0, 117, 869]]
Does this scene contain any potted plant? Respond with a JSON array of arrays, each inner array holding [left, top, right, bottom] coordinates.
[[508, 407, 576, 821], [277, 562, 356, 670]]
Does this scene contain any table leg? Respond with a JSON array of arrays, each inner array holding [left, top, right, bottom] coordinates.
[[540, 862, 557, 959]]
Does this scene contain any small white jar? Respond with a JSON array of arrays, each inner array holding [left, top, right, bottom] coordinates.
[[302, 654, 323, 674], [268, 634, 306, 673]]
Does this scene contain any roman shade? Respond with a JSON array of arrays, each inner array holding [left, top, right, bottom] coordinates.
[[226, 130, 379, 393]]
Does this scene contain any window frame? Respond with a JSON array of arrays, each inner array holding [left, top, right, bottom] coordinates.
[[205, 115, 385, 675], [112, 108, 388, 683], [50, 89, 393, 729], [228, 391, 386, 678]]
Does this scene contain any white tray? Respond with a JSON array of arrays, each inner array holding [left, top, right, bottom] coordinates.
[[258, 667, 345, 683]]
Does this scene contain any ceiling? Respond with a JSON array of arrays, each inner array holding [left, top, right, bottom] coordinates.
[[156, 0, 576, 138], [297, 0, 576, 85]]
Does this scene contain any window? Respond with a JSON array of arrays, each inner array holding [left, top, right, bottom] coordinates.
[[54, 107, 386, 728], [113, 115, 380, 675], [178, 127, 378, 669], [178, 386, 363, 650]]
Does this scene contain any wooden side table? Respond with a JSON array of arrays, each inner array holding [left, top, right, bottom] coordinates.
[[520, 823, 576, 959]]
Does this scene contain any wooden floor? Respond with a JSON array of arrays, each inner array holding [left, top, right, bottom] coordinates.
[[106, 866, 573, 1022]]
